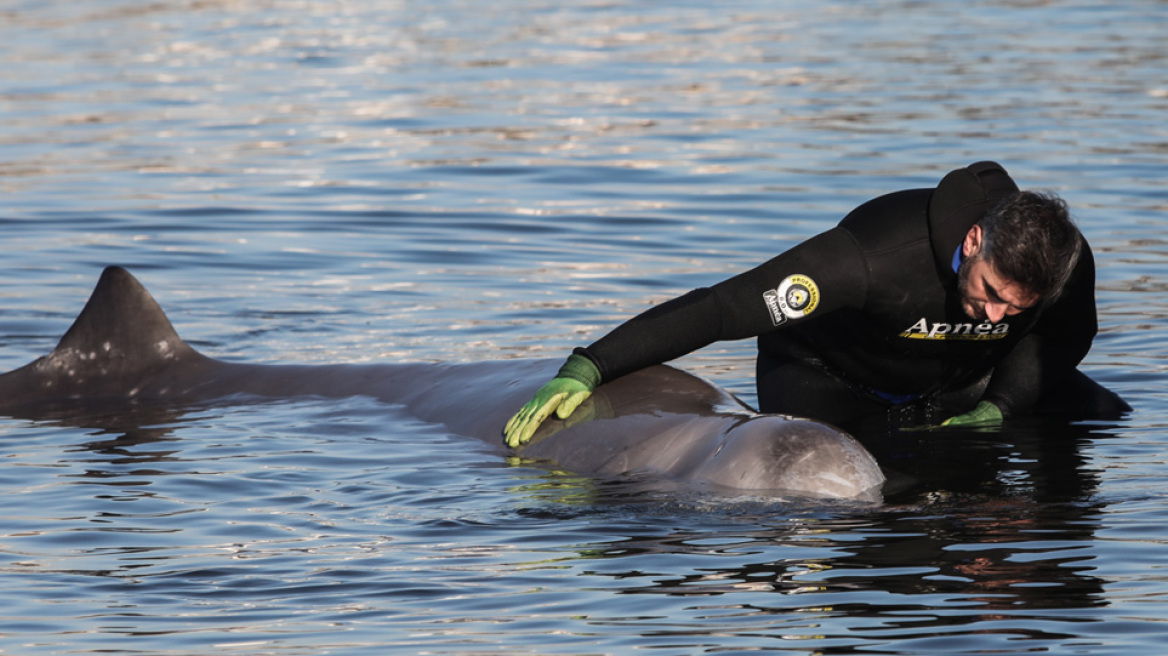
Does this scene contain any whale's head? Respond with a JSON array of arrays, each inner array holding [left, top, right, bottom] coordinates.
[[691, 415, 885, 501]]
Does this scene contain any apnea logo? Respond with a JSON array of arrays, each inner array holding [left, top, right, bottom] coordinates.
[[899, 317, 1009, 341], [764, 274, 820, 327]]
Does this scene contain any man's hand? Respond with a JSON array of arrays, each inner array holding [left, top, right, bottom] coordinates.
[[941, 400, 1003, 427], [503, 354, 601, 448]]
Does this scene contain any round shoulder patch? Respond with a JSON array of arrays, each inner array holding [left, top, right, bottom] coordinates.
[[777, 274, 820, 320]]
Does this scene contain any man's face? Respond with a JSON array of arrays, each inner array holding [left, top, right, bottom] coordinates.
[[958, 225, 1039, 323], [957, 254, 1038, 322]]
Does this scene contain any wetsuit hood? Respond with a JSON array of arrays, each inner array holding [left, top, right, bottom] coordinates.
[[927, 161, 1019, 279]]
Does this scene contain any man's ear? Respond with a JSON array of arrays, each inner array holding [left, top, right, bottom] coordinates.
[[962, 224, 983, 258]]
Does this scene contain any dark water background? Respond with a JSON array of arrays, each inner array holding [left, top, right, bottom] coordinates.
[[1, 1, 1166, 653]]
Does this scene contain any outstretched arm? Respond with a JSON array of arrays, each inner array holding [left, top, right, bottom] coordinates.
[[503, 227, 867, 447]]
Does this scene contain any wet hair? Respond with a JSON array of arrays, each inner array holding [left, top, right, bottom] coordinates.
[[978, 191, 1082, 303]]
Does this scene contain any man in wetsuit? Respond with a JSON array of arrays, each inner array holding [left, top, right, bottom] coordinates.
[[504, 161, 1127, 447]]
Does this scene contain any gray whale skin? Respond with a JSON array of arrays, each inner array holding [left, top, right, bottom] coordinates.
[[0, 267, 885, 501]]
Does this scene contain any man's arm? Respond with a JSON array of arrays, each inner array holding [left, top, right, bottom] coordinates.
[[581, 227, 867, 382], [978, 239, 1098, 418], [504, 227, 868, 447]]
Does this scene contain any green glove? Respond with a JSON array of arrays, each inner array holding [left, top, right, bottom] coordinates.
[[504, 353, 601, 448], [941, 400, 1003, 427]]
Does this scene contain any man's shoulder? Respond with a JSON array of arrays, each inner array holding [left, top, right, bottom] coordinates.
[[837, 188, 933, 252]]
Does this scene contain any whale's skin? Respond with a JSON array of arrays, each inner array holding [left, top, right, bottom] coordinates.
[[0, 267, 885, 500]]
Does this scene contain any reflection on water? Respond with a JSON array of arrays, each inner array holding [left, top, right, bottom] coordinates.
[[0, 397, 1124, 653], [1, 0, 1166, 654]]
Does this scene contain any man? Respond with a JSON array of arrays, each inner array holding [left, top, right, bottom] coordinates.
[[504, 161, 1127, 447]]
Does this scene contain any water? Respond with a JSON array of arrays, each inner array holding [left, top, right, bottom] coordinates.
[[1, 0, 1165, 653]]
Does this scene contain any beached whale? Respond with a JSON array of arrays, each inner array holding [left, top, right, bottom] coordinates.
[[0, 267, 885, 500]]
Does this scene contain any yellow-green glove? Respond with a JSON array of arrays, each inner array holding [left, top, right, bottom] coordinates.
[[941, 400, 1003, 427], [503, 353, 601, 448]]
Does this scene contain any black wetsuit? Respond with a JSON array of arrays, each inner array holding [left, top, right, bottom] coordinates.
[[576, 162, 1122, 428]]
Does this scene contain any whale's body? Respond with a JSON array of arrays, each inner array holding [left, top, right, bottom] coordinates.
[[0, 267, 885, 500]]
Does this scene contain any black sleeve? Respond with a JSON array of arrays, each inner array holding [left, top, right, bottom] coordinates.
[[982, 239, 1098, 416], [581, 227, 869, 382]]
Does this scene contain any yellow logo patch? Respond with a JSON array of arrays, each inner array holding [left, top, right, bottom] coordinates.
[[764, 274, 820, 326]]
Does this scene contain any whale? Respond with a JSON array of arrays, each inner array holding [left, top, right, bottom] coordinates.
[[0, 267, 885, 501]]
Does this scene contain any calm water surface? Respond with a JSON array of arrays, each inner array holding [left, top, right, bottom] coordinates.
[[1, 1, 1166, 654]]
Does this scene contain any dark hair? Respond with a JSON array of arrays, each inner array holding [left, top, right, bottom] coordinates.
[[978, 191, 1082, 302]]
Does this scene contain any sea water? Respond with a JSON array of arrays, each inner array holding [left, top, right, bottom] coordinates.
[[1, 1, 1165, 653]]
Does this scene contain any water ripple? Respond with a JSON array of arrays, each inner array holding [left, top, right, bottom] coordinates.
[[1, 0, 1166, 654]]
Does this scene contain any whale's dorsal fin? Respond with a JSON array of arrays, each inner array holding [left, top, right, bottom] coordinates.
[[12, 266, 206, 401], [55, 266, 192, 361]]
